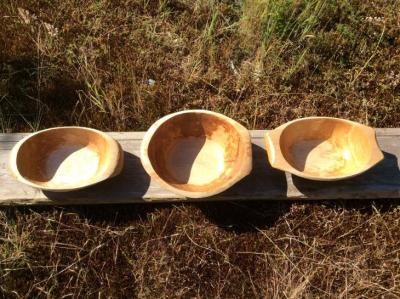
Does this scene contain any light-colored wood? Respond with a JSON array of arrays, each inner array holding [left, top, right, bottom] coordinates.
[[265, 117, 384, 181], [8, 127, 123, 191], [140, 110, 252, 198], [0, 129, 399, 205]]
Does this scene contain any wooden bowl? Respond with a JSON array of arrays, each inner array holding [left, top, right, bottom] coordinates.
[[265, 117, 384, 180], [141, 110, 252, 198], [9, 127, 124, 191]]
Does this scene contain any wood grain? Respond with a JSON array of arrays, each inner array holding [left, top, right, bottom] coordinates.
[[0, 129, 399, 205]]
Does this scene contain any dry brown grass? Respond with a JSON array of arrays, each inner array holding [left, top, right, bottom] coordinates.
[[1, 0, 399, 132], [1, 0, 400, 297], [1, 201, 400, 298]]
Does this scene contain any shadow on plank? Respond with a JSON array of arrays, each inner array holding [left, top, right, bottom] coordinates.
[[43, 151, 150, 204]]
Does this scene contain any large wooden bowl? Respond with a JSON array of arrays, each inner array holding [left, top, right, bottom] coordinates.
[[9, 127, 124, 191], [141, 110, 252, 198], [265, 117, 384, 180]]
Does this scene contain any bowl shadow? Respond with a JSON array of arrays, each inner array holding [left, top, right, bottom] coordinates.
[[43, 151, 151, 204], [196, 200, 291, 233], [198, 143, 291, 232], [38, 142, 90, 182], [42, 141, 290, 231], [216, 143, 288, 200], [291, 151, 400, 202]]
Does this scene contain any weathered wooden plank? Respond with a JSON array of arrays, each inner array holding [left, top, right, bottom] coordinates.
[[0, 129, 399, 205], [1, 128, 399, 141]]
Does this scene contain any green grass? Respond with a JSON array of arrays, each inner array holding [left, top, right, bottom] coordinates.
[[1, 0, 400, 297]]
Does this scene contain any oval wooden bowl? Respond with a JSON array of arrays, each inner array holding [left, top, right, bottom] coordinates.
[[265, 117, 384, 181], [9, 127, 124, 191], [141, 110, 252, 198]]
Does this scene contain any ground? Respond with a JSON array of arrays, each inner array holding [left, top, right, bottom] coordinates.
[[1, 0, 400, 297]]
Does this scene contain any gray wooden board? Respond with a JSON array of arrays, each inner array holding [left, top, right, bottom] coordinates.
[[0, 129, 399, 205]]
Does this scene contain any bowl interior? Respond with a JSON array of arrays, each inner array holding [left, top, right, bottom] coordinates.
[[280, 119, 373, 178], [147, 113, 246, 192], [16, 128, 110, 189]]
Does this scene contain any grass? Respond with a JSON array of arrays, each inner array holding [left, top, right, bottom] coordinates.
[[0, 0, 400, 297], [1, 202, 400, 297]]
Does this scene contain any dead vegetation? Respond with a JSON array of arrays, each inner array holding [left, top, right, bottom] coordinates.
[[1, 0, 399, 132], [1, 0, 400, 297], [1, 202, 400, 298]]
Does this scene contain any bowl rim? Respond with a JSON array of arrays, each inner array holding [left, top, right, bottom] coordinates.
[[9, 126, 123, 191], [140, 110, 252, 198], [265, 116, 384, 181]]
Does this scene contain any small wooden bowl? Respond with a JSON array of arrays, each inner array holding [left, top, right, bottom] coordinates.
[[9, 127, 124, 191], [265, 117, 384, 180], [141, 110, 252, 198]]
